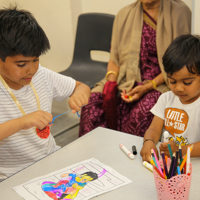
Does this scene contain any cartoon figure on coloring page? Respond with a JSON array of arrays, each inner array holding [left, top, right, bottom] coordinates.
[[42, 172, 98, 200]]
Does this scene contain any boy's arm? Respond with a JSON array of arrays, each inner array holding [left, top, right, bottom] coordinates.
[[140, 116, 164, 161], [0, 111, 52, 141], [0, 118, 23, 141], [69, 81, 91, 113]]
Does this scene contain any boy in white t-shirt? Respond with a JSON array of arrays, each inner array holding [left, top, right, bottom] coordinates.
[[140, 34, 200, 161], [0, 7, 90, 181]]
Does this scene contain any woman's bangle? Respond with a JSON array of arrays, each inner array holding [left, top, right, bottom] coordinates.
[[143, 139, 155, 145], [106, 71, 118, 81], [147, 80, 157, 89]]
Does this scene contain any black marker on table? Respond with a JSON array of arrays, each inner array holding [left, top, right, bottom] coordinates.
[[132, 145, 137, 155]]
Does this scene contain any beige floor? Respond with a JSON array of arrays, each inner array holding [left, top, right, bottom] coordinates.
[[51, 98, 80, 147]]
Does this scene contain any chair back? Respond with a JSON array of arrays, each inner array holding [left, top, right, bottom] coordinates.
[[60, 13, 115, 89], [73, 13, 115, 62]]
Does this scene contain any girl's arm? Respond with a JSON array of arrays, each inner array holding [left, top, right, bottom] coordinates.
[[140, 116, 164, 161], [160, 140, 200, 158]]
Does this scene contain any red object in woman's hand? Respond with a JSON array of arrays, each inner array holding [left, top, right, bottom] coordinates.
[[124, 95, 128, 98], [36, 126, 50, 139]]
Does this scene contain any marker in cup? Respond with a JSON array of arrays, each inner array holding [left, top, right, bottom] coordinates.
[[119, 144, 134, 160]]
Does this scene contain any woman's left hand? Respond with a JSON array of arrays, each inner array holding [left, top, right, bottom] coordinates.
[[121, 85, 148, 103]]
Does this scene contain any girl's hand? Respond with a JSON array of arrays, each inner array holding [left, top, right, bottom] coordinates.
[[68, 92, 88, 113], [19, 110, 53, 130], [159, 140, 178, 157], [140, 140, 158, 162]]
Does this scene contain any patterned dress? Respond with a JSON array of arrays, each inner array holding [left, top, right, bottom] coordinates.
[[79, 11, 161, 137]]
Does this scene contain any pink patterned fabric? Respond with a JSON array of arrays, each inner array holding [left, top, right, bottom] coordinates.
[[140, 15, 161, 81], [79, 15, 161, 137]]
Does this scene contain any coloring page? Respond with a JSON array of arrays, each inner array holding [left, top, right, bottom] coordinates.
[[13, 158, 132, 200]]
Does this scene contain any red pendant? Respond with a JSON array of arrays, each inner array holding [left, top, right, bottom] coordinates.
[[36, 126, 50, 139]]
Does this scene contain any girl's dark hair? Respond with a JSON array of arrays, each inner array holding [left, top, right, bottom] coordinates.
[[163, 34, 200, 75], [0, 6, 50, 61]]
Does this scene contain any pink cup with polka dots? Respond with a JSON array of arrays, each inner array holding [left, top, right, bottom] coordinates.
[[153, 159, 192, 200]]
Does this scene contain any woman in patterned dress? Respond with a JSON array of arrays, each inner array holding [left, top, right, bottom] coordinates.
[[79, 0, 191, 137]]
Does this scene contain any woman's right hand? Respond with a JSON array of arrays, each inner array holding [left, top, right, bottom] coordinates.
[[121, 84, 149, 103], [19, 110, 53, 130]]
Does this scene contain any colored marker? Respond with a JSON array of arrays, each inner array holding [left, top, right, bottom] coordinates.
[[177, 166, 181, 175], [143, 161, 153, 172], [171, 154, 176, 177], [163, 131, 169, 143], [151, 149, 163, 176], [132, 145, 137, 155], [149, 156, 155, 166], [161, 151, 169, 178], [153, 165, 165, 179], [174, 150, 179, 176], [186, 146, 191, 175], [179, 145, 182, 160], [180, 145, 193, 171], [179, 145, 183, 173], [168, 152, 175, 179], [119, 144, 134, 160], [151, 151, 158, 168], [167, 144, 173, 159]]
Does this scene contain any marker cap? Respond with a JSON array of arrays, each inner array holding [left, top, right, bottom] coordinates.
[[132, 145, 137, 155]]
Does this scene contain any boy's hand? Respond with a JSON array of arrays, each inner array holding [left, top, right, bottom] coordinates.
[[159, 140, 178, 157], [68, 92, 89, 113], [19, 111, 53, 130], [140, 141, 158, 162]]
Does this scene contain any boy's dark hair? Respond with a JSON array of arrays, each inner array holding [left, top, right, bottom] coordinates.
[[0, 6, 50, 61], [163, 34, 200, 75]]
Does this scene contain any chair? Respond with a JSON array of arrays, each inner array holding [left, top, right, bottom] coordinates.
[[60, 13, 115, 89]]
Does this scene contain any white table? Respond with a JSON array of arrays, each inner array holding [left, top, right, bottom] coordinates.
[[0, 127, 200, 199]]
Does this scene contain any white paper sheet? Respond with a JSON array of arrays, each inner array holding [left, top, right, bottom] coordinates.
[[13, 158, 132, 200]]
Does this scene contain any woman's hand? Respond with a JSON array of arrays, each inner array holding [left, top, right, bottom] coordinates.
[[121, 84, 148, 103]]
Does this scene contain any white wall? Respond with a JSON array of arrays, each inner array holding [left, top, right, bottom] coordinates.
[[193, 0, 200, 34], [0, 0, 194, 72], [0, 0, 74, 72]]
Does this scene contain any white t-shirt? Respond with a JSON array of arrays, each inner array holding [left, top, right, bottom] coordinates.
[[0, 65, 76, 181], [151, 91, 200, 145]]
